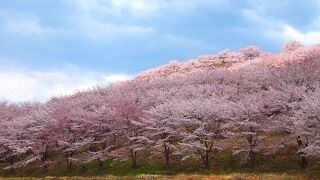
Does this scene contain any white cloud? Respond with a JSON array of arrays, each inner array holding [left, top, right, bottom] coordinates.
[[242, 9, 266, 24], [1, 16, 66, 38], [279, 25, 320, 46], [4, 18, 44, 36], [0, 67, 132, 102], [242, 7, 320, 46], [163, 33, 214, 49], [71, 0, 229, 17], [110, 0, 159, 16], [67, 0, 230, 40], [64, 0, 155, 41], [242, 8, 283, 28], [103, 74, 132, 83], [0, 2, 153, 40], [77, 17, 153, 41], [1, 1, 229, 40], [71, 0, 159, 17]]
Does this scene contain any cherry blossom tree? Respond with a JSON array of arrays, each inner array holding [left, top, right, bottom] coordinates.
[[283, 41, 304, 53], [299, 87, 320, 159], [107, 82, 151, 169], [226, 88, 290, 167], [0, 102, 39, 173], [282, 86, 320, 168], [175, 96, 233, 169], [18, 104, 56, 173], [110, 102, 150, 169], [46, 96, 97, 170], [144, 100, 182, 168]]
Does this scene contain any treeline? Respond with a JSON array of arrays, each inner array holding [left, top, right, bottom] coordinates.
[[0, 41, 320, 175]]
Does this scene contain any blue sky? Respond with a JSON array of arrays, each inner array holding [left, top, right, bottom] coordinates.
[[0, 0, 320, 101]]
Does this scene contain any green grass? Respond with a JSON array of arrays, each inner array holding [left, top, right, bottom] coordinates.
[[1, 145, 320, 179], [0, 173, 316, 180]]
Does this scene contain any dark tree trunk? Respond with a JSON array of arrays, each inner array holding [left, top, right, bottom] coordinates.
[[246, 133, 258, 168], [97, 158, 104, 170], [198, 149, 211, 169], [163, 144, 170, 168], [9, 157, 15, 175], [113, 134, 117, 145], [197, 141, 214, 170], [42, 163, 48, 173], [204, 150, 210, 170], [41, 148, 49, 173], [66, 153, 73, 170], [248, 149, 256, 167], [301, 156, 308, 169], [296, 136, 308, 169], [130, 150, 137, 169], [67, 160, 72, 170]]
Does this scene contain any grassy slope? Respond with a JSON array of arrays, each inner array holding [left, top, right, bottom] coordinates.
[[0, 173, 314, 180], [1, 136, 319, 179], [1, 149, 319, 179]]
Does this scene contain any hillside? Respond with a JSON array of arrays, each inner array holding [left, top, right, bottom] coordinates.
[[136, 41, 320, 79], [1, 41, 320, 178], [136, 46, 261, 79]]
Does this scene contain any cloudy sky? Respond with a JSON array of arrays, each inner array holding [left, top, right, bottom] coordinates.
[[0, 0, 320, 102]]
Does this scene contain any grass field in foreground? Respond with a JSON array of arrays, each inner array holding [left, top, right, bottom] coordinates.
[[1, 144, 319, 179], [0, 173, 316, 180]]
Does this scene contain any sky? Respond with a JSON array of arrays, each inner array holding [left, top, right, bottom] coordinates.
[[1, 0, 320, 102]]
